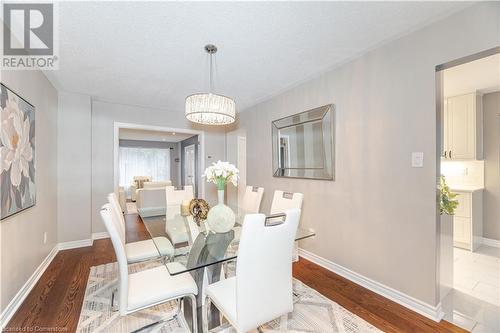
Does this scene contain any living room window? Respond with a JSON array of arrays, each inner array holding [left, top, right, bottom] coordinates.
[[118, 146, 171, 189]]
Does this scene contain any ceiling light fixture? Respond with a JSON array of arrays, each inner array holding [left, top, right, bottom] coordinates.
[[185, 44, 236, 126]]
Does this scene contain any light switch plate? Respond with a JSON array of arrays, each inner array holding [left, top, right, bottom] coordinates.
[[412, 152, 424, 168]]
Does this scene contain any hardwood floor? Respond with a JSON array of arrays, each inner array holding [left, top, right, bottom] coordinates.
[[294, 260, 466, 333], [5, 213, 466, 333], [4, 237, 116, 332]]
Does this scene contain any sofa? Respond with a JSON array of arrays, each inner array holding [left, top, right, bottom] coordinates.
[[135, 181, 172, 209], [143, 181, 172, 189], [130, 176, 152, 201]]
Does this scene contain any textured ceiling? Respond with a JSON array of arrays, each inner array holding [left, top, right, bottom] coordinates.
[[45, 1, 472, 113]]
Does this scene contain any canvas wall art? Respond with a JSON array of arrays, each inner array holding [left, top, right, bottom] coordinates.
[[1, 83, 36, 220]]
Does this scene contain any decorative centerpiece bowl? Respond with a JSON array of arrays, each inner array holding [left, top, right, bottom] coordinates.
[[189, 198, 210, 226], [203, 161, 239, 233]]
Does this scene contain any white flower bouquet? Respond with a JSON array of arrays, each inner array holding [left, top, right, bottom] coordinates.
[[203, 160, 239, 190]]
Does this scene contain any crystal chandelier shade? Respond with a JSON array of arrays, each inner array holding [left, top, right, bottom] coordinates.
[[185, 44, 236, 125], [185, 93, 235, 125]]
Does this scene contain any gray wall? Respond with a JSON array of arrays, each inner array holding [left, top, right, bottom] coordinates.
[[119, 139, 181, 186], [234, 2, 500, 306], [226, 126, 247, 207], [91, 100, 226, 234], [58, 92, 92, 242], [0, 72, 58, 311], [483, 92, 500, 241]]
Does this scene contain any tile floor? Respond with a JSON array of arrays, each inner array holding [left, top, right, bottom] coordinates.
[[442, 245, 500, 332]]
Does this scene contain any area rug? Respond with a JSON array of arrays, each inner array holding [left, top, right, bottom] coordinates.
[[76, 261, 382, 333]]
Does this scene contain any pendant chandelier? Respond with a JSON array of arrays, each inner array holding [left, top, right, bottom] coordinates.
[[185, 44, 236, 125]]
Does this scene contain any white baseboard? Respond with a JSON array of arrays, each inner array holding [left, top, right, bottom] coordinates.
[[481, 237, 500, 248], [0, 245, 59, 329], [1, 235, 109, 328], [298, 248, 444, 322], [92, 231, 109, 240], [57, 238, 93, 250]]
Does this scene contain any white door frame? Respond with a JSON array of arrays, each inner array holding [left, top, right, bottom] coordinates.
[[237, 136, 246, 207], [113, 122, 205, 199], [435, 46, 500, 303]]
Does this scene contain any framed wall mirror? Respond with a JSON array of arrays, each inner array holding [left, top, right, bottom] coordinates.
[[272, 104, 335, 180]]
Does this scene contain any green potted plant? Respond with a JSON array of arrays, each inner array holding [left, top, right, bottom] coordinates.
[[440, 175, 458, 215]]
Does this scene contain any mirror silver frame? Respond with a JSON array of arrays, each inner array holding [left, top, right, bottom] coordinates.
[[272, 104, 335, 180]]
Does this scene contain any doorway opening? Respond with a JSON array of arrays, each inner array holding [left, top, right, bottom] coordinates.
[[436, 47, 500, 332], [113, 123, 204, 210]]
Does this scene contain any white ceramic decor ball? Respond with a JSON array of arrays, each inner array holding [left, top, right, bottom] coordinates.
[[207, 204, 236, 233]]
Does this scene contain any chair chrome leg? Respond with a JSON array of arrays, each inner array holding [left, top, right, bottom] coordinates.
[[187, 294, 198, 333], [203, 295, 210, 333], [177, 297, 183, 317], [110, 288, 119, 312], [130, 294, 195, 333]]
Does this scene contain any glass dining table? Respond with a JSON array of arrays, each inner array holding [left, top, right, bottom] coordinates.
[[138, 204, 315, 331]]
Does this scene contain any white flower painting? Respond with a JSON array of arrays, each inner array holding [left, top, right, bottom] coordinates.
[[1, 84, 35, 220]]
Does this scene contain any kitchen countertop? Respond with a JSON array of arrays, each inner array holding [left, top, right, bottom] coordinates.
[[449, 185, 484, 192]]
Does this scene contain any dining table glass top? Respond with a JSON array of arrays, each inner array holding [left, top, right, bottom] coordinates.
[[138, 204, 315, 275]]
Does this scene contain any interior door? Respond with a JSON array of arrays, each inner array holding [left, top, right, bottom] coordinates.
[[184, 144, 196, 187]]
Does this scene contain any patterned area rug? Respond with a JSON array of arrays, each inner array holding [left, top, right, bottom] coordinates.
[[76, 261, 382, 333]]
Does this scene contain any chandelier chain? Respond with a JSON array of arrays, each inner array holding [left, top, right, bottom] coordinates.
[[209, 52, 214, 93]]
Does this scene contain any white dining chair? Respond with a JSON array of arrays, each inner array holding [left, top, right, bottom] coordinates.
[[166, 185, 194, 205], [100, 205, 199, 332], [231, 185, 265, 247], [270, 190, 303, 262], [204, 209, 301, 333], [107, 193, 175, 262], [270, 190, 303, 214], [165, 186, 196, 244], [240, 186, 264, 213]]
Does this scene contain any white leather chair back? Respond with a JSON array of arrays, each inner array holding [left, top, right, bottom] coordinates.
[[235, 209, 300, 332], [100, 204, 129, 315], [270, 190, 304, 214], [108, 193, 126, 242], [240, 186, 264, 213], [165, 185, 194, 205]]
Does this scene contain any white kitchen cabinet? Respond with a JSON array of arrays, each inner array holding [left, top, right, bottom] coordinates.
[[443, 93, 483, 160], [453, 216, 471, 245], [454, 191, 471, 218], [452, 190, 483, 251]]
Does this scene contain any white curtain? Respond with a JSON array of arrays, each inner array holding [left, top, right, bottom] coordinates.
[[119, 147, 171, 192]]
